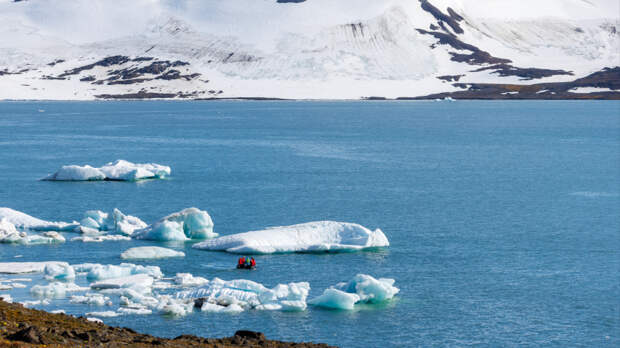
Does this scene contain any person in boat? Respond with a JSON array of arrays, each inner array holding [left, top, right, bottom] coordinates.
[[250, 257, 256, 268], [237, 257, 245, 269], [245, 257, 252, 268]]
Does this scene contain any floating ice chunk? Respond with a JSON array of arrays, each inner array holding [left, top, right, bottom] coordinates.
[[86, 317, 103, 323], [9, 282, 27, 289], [43, 165, 106, 181], [0, 284, 11, 290], [113, 209, 147, 235], [76, 263, 163, 281], [0, 262, 70, 274], [86, 311, 119, 317], [90, 274, 154, 290], [79, 209, 146, 236], [309, 274, 399, 310], [334, 274, 399, 303], [121, 246, 185, 260], [22, 299, 50, 308], [0, 230, 66, 245], [0, 208, 78, 232], [118, 307, 152, 315], [0, 294, 12, 303], [173, 273, 208, 287], [71, 235, 132, 242], [70, 293, 111, 306], [45, 263, 75, 281], [176, 278, 310, 312], [43, 160, 171, 181], [157, 296, 194, 317], [193, 221, 389, 254], [31, 282, 88, 299], [201, 302, 244, 313], [308, 289, 360, 310], [134, 208, 217, 241], [50, 309, 65, 314]]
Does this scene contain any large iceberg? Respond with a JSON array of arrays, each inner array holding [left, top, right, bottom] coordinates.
[[43, 160, 171, 181], [79, 209, 146, 236], [192, 221, 389, 254], [175, 278, 310, 312], [309, 274, 399, 310], [120, 246, 185, 260], [134, 208, 217, 241], [0, 208, 78, 231]]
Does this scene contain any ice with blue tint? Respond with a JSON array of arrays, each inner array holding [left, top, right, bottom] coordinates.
[[44, 263, 75, 281], [0, 218, 66, 245], [74, 263, 163, 281], [80, 209, 146, 236], [192, 221, 389, 254], [309, 274, 399, 310], [134, 208, 217, 241], [43, 160, 171, 181], [0, 208, 78, 231]]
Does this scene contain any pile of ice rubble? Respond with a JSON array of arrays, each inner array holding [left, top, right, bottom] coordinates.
[[0, 261, 399, 321], [0, 207, 217, 244], [43, 160, 171, 181]]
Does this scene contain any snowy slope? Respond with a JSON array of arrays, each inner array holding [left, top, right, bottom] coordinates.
[[0, 0, 617, 100]]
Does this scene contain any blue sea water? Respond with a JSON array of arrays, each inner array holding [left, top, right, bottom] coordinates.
[[0, 100, 619, 347]]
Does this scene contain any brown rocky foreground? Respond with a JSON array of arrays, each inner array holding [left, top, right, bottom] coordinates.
[[0, 299, 335, 347]]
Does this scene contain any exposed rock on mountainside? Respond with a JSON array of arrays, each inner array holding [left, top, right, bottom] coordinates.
[[0, 0, 617, 100]]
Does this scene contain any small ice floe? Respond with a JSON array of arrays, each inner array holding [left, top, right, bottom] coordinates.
[[309, 274, 399, 310], [70, 293, 111, 306], [45, 263, 75, 281], [79, 209, 147, 236], [71, 235, 132, 243], [22, 299, 50, 308], [0, 208, 78, 232], [176, 278, 310, 313], [120, 246, 185, 260], [90, 274, 154, 290], [74, 263, 163, 281], [50, 309, 65, 314], [86, 311, 119, 318], [134, 208, 217, 241], [173, 273, 208, 287], [0, 294, 12, 303], [192, 221, 389, 254], [0, 261, 70, 274], [42, 159, 171, 181], [86, 317, 103, 323], [30, 282, 88, 299]]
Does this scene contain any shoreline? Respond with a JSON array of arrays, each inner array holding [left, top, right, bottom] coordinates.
[[0, 299, 334, 347]]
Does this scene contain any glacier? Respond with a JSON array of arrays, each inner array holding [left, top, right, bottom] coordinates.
[[192, 221, 389, 254], [120, 246, 185, 260], [43, 160, 171, 181], [134, 208, 217, 241], [309, 274, 399, 310]]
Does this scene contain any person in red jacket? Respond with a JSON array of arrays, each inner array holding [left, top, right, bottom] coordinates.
[[250, 257, 256, 268], [237, 257, 245, 268]]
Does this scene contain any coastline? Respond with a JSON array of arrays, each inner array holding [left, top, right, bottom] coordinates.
[[0, 299, 334, 348]]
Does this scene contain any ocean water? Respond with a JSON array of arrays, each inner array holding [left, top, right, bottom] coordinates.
[[0, 100, 618, 347]]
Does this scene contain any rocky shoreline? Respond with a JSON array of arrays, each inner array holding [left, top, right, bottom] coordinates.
[[0, 299, 334, 348]]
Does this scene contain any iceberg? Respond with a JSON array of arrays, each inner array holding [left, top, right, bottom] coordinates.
[[192, 221, 389, 254], [176, 278, 310, 312], [79, 209, 146, 236], [70, 235, 132, 243], [86, 311, 119, 317], [120, 246, 185, 260], [134, 208, 217, 241], [0, 261, 70, 274], [74, 263, 163, 281], [0, 208, 78, 231], [70, 293, 111, 306], [43, 160, 171, 181], [309, 274, 399, 310], [45, 263, 75, 281]]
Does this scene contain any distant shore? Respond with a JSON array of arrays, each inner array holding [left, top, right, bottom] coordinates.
[[0, 299, 334, 348]]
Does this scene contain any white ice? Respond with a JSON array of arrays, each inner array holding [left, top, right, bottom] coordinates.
[[43, 160, 171, 181], [90, 274, 154, 290], [0, 208, 78, 231], [0, 261, 70, 274], [74, 263, 163, 281], [70, 235, 132, 242], [192, 221, 389, 254], [309, 274, 399, 310], [173, 273, 208, 287], [30, 282, 88, 299], [45, 263, 75, 281], [134, 208, 217, 241], [120, 246, 185, 260], [86, 310, 119, 317], [70, 293, 111, 306]]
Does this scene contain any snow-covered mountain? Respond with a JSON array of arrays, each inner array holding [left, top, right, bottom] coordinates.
[[0, 0, 618, 100]]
